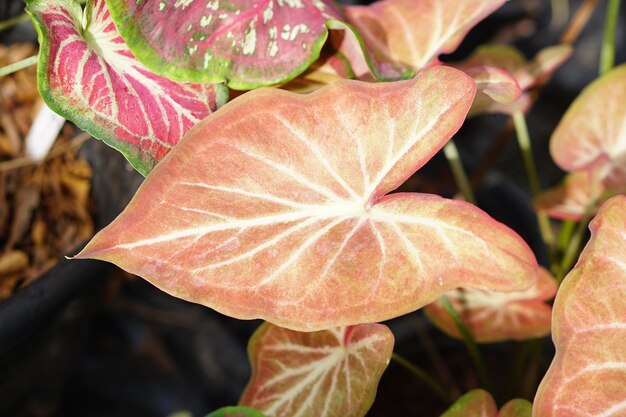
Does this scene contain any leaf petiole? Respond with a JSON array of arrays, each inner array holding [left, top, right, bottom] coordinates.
[[390, 352, 452, 404], [599, 0, 622, 74], [443, 139, 476, 204], [0, 54, 38, 78]]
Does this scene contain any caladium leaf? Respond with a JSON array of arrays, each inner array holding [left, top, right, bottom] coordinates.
[[463, 66, 522, 117], [534, 171, 605, 221], [425, 267, 557, 343], [280, 52, 354, 94], [77, 66, 538, 331], [550, 64, 626, 190], [105, 0, 342, 89], [343, 0, 506, 72], [27, 0, 226, 176], [206, 407, 267, 417], [534, 195, 626, 416], [441, 390, 531, 417], [239, 323, 393, 417]]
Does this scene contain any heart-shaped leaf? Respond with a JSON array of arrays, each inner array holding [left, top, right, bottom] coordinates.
[[344, 0, 506, 72], [27, 0, 226, 176], [462, 66, 522, 117], [239, 323, 393, 417], [533, 196, 626, 416], [441, 390, 531, 417], [534, 171, 605, 221], [425, 267, 557, 343], [105, 0, 342, 89], [206, 407, 267, 417], [77, 66, 537, 331], [550, 64, 626, 189]]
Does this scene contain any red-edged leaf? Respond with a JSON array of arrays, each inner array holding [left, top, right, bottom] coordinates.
[[550, 64, 626, 190], [239, 323, 393, 417], [105, 0, 342, 89], [425, 267, 557, 343], [344, 0, 506, 71], [77, 66, 537, 331], [441, 390, 531, 417], [534, 171, 605, 221], [27, 0, 226, 176], [534, 196, 626, 416], [207, 407, 267, 417]]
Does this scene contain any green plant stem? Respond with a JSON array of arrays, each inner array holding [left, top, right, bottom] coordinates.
[[599, 0, 622, 74], [512, 111, 555, 259], [0, 55, 38, 77], [551, 0, 570, 28], [439, 296, 491, 390], [443, 140, 476, 204], [557, 202, 596, 282], [391, 353, 452, 404], [0, 12, 29, 32]]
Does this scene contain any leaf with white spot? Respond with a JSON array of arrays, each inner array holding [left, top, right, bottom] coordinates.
[[206, 407, 267, 417], [425, 267, 557, 343], [534, 195, 626, 417], [76, 66, 537, 331], [105, 0, 342, 89], [441, 390, 531, 417], [239, 323, 393, 417], [550, 64, 626, 190], [27, 0, 226, 176]]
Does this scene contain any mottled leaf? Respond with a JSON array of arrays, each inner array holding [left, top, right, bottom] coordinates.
[[206, 407, 267, 417], [77, 66, 537, 331], [239, 323, 393, 417], [425, 267, 557, 343], [27, 0, 226, 176], [550, 64, 626, 189], [442, 390, 531, 417], [344, 0, 506, 71], [105, 0, 342, 89], [534, 171, 605, 221], [534, 196, 626, 416]]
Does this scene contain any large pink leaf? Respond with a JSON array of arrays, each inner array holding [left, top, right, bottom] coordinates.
[[534, 196, 626, 416], [105, 0, 342, 89], [344, 0, 506, 71], [239, 323, 393, 417], [425, 267, 557, 343], [550, 64, 626, 190], [77, 66, 537, 331], [27, 0, 226, 176], [441, 390, 531, 417]]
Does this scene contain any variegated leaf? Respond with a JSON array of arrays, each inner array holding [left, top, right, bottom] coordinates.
[[77, 66, 537, 331], [442, 390, 531, 417], [534, 196, 626, 416], [105, 0, 342, 89], [239, 323, 393, 417], [425, 267, 557, 343], [550, 64, 626, 190], [27, 0, 226, 176], [534, 171, 605, 221], [206, 407, 267, 417]]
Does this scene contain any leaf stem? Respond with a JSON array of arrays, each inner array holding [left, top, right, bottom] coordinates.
[[0, 12, 29, 32], [443, 140, 476, 204], [556, 201, 596, 282], [439, 296, 491, 391], [599, 0, 622, 74], [0, 54, 38, 78], [390, 352, 452, 404], [512, 111, 555, 259]]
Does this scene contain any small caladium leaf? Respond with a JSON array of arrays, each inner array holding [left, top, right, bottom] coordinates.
[[344, 0, 506, 71], [105, 0, 342, 89], [239, 323, 393, 417], [463, 66, 522, 117], [534, 171, 605, 221], [77, 66, 537, 331], [534, 196, 626, 417], [27, 0, 226, 176], [441, 390, 531, 417], [550, 64, 626, 190], [425, 267, 557, 343], [206, 407, 267, 417]]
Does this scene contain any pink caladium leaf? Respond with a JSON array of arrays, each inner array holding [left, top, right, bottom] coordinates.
[[425, 267, 557, 343], [239, 323, 393, 417], [343, 0, 506, 72], [207, 407, 267, 417], [462, 66, 522, 117], [105, 0, 342, 89], [550, 64, 626, 190], [77, 66, 538, 331], [27, 0, 227, 176], [533, 195, 626, 416], [441, 390, 531, 417]]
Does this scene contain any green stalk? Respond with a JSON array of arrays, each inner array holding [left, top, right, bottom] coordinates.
[[557, 201, 596, 282], [443, 140, 476, 204], [512, 111, 555, 258], [599, 0, 622, 74], [391, 353, 452, 404], [0, 12, 29, 32], [440, 296, 491, 390], [0, 55, 38, 78]]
